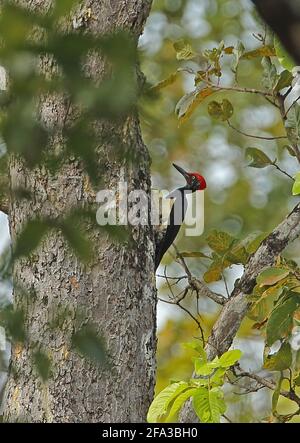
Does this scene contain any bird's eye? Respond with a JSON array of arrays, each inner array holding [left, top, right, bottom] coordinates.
[[192, 175, 196, 180]]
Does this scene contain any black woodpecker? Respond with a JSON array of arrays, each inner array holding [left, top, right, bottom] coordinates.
[[155, 163, 206, 271]]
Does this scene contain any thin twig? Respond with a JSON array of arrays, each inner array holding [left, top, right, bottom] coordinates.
[[157, 274, 188, 281], [264, 95, 280, 108], [221, 270, 230, 298], [235, 365, 300, 408], [227, 120, 287, 141], [174, 245, 226, 305], [272, 162, 294, 180], [222, 414, 233, 423], [203, 78, 274, 97]]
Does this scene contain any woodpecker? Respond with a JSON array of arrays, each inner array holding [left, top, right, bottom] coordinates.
[[155, 163, 206, 271]]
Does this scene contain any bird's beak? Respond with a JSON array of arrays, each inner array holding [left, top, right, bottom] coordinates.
[[173, 163, 190, 182]]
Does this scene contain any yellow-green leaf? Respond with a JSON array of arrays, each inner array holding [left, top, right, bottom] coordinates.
[[176, 87, 215, 125], [207, 99, 233, 121], [266, 295, 300, 345], [274, 70, 293, 92], [274, 37, 295, 71], [246, 147, 273, 168], [272, 374, 283, 413], [203, 259, 225, 283], [165, 388, 198, 422], [206, 230, 235, 254], [242, 45, 275, 59], [292, 171, 300, 195], [264, 342, 292, 371], [193, 387, 226, 423], [147, 382, 190, 423], [174, 39, 196, 60], [218, 349, 242, 368], [244, 232, 267, 254], [257, 267, 290, 287], [151, 72, 178, 93]]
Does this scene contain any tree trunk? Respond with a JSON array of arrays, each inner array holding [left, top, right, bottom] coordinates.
[[3, 0, 156, 423]]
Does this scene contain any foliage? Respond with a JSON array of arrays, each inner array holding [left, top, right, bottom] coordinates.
[[144, 0, 300, 423], [0, 0, 300, 424], [147, 342, 241, 423]]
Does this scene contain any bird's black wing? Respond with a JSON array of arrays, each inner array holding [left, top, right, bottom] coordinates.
[[155, 189, 188, 271]]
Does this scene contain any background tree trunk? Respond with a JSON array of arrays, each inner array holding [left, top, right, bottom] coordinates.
[[3, 0, 156, 423]]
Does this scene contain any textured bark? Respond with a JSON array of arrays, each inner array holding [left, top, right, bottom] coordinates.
[[3, 0, 156, 423], [180, 202, 300, 422]]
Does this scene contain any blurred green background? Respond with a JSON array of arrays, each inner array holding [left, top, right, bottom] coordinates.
[[139, 0, 300, 422]]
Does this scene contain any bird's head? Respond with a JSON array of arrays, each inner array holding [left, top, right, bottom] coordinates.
[[173, 163, 206, 192]]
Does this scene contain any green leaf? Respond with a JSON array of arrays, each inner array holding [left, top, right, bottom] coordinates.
[[264, 342, 292, 371], [206, 230, 235, 254], [176, 87, 215, 124], [257, 267, 290, 287], [244, 232, 267, 254], [292, 171, 300, 195], [173, 39, 196, 60], [274, 70, 293, 92], [285, 104, 300, 144], [207, 101, 223, 119], [246, 147, 273, 168], [194, 359, 219, 376], [218, 349, 242, 368], [203, 258, 224, 283], [222, 99, 234, 120], [147, 381, 191, 423], [207, 99, 233, 121], [151, 72, 178, 93], [249, 284, 284, 323], [274, 37, 295, 71], [165, 387, 198, 422], [261, 57, 277, 90], [14, 219, 51, 258], [266, 295, 300, 345], [72, 325, 107, 366], [33, 349, 52, 382], [193, 387, 226, 423], [183, 341, 207, 366], [242, 45, 275, 59], [294, 374, 300, 386], [272, 374, 283, 413], [183, 341, 207, 359], [210, 367, 227, 387], [232, 41, 245, 74]]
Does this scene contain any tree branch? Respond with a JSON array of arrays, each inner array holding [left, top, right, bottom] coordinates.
[[175, 245, 226, 305], [227, 120, 287, 141], [180, 202, 300, 422], [189, 277, 226, 306], [236, 367, 300, 407], [206, 202, 300, 358]]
